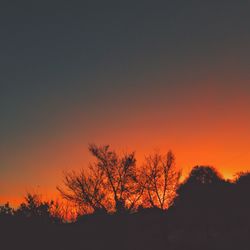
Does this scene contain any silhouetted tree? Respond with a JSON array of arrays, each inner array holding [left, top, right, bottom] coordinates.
[[141, 151, 181, 210], [176, 166, 225, 212], [58, 166, 108, 214], [58, 145, 144, 214], [0, 203, 14, 217], [184, 165, 223, 185], [233, 171, 250, 226], [172, 165, 231, 244], [89, 145, 144, 213], [15, 193, 57, 223], [234, 171, 250, 186], [49, 200, 75, 222]]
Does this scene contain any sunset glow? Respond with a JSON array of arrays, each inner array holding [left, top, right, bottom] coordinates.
[[1, 1, 250, 207]]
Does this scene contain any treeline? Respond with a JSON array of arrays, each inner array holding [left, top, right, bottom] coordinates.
[[1, 144, 250, 250], [58, 144, 181, 215], [1, 144, 181, 220]]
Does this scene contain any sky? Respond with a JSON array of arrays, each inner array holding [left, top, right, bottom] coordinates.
[[1, 1, 250, 206]]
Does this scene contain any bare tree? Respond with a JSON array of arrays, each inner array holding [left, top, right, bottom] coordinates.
[[88, 144, 144, 213], [57, 164, 108, 214], [58, 144, 144, 214], [141, 151, 181, 210]]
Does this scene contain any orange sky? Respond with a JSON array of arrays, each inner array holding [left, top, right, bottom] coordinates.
[[1, 73, 250, 207], [1, 1, 250, 207]]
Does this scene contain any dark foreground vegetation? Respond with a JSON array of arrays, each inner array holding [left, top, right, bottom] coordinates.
[[1, 145, 250, 250]]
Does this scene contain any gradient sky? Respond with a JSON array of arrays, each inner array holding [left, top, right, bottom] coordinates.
[[1, 1, 250, 206]]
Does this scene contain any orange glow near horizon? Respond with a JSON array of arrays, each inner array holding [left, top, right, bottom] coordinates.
[[1, 129, 250, 207], [1, 75, 250, 207]]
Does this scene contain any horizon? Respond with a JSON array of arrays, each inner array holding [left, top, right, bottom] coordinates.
[[0, 145, 246, 207]]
